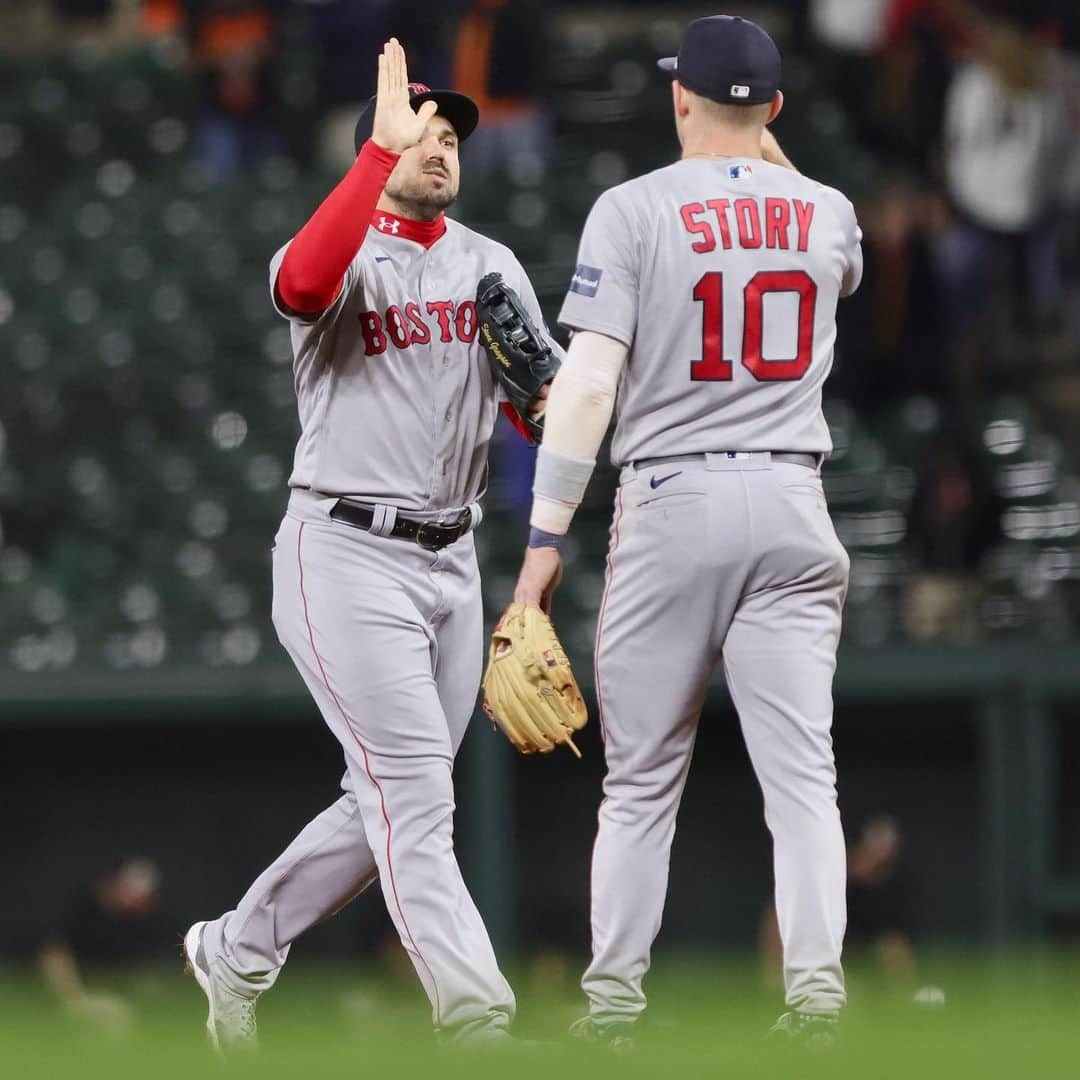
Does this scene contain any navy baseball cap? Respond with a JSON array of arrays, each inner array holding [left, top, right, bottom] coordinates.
[[354, 82, 480, 153], [658, 15, 781, 106]]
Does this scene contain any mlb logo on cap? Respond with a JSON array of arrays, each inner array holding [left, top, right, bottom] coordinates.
[[657, 15, 781, 107]]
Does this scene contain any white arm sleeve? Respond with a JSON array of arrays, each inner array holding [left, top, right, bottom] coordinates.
[[530, 330, 628, 535]]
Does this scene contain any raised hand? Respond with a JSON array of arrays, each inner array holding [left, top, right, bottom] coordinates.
[[761, 128, 797, 172], [370, 38, 438, 154]]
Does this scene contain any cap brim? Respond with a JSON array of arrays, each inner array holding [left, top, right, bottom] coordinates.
[[657, 57, 677, 77], [354, 90, 480, 154], [415, 90, 480, 142]]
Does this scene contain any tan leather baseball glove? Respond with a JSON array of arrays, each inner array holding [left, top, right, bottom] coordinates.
[[481, 603, 588, 757]]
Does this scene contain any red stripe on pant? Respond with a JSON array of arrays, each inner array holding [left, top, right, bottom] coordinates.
[[593, 485, 625, 744], [295, 521, 443, 1021]]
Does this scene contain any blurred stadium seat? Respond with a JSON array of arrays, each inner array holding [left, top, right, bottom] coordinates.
[[0, 17, 1078, 677]]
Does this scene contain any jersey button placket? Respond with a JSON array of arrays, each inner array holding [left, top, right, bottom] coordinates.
[[424, 251, 458, 507]]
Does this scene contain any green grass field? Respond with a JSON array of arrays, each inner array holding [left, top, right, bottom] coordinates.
[[3, 951, 1077, 1079]]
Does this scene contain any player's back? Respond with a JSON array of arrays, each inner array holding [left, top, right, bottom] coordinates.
[[560, 157, 862, 466]]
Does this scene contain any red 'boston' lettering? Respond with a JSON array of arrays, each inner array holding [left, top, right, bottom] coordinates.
[[358, 311, 387, 356], [680, 202, 715, 253], [764, 198, 790, 250], [455, 300, 477, 342], [794, 200, 815, 252], [705, 199, 733, 250], [426, 300, 454, 342], [385, 305, 410, 349], [734, 198, 762, 249], [405, 301, 430, 345]]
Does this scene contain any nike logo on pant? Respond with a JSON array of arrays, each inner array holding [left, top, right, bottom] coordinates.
[[649, 471, 682, 490]]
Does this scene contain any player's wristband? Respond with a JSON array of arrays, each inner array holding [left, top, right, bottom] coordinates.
[[533, 447, 594, 508], [528, 527, 564, 550]]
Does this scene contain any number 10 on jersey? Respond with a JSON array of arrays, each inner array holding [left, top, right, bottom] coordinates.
[[691, 270, 817, 382]]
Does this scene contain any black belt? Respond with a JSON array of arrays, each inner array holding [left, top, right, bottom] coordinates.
[[329, 500, 472, 551], [633, 451, 821, 470]]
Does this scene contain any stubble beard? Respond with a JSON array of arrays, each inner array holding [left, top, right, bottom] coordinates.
[[384, 176, 458, 221]]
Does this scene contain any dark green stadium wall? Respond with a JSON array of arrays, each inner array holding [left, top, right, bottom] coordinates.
[[1, 698, 987, 961]]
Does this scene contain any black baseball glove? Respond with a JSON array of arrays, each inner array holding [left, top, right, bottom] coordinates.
[[476, 273, 560, 442]]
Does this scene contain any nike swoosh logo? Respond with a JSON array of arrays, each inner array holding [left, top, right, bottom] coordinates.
[[650, 471, 682, 490]]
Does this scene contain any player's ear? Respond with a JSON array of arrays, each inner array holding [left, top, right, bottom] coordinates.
[[672, 80, 691, 119], [767, 90, 783, 125]]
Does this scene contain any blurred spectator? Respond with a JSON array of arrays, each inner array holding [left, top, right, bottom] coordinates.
[[38, 857, 171, 1034], [908, 436, 998, 571], [190, 0, 283, 185], [873, 0, 971, 165], [301, 1, 451, 173], [805, 0, 893, 151], [904, 436, 998, 638], [297, 0, 449, 109], [1050, 34, 1080, 342], [451, 0, 551, 176], [38, 0, 143, 47], [811, 0, 892, 55], [831, 179, 946, 411], [139, 0, 184, 37], [487, 421, 537, 518], [845, 816, 917, 978], [942, 17, 1068, 334], [50, 0, 113, 20], [760, 816, 916, 986], [298, 0, 393, 112]]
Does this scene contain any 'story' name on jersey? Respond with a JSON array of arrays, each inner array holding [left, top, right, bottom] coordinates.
[[556, 158, 863, 466], [679, 197, 815, 254]]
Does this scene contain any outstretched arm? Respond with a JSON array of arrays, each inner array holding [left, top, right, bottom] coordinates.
[[275, 142, 399, 318], [513, 330, 628, 610]]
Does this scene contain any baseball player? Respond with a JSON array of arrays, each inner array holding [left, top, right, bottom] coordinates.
[[510, 15, 862, 1048], [182, 39, 561, 1051]]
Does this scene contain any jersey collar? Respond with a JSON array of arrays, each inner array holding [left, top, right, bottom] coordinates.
[[370, 210, 447, 249]]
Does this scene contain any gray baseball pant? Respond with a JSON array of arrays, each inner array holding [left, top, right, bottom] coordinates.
[[583, 453, 850, 1021], [201, 490, 514, 1038]]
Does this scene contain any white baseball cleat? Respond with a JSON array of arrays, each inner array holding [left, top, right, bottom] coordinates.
[[182, 921, 259, 1056], [769, 1010, 839, 1050], [568, 1015, 637, 1054]]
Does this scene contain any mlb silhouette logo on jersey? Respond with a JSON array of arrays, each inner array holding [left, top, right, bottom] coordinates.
[[569, 264, 603, 298], [728, 164, 753, 180]]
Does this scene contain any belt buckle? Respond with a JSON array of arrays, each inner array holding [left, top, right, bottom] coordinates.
[[416, 521, 448, 551], [416, 508, 470, 551]]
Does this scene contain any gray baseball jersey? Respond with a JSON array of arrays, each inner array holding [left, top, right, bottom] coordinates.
[[565, 158, 862, 1026], [196, 209, 563, 1040], [270, 213, 562, 508], [559, 158, 862, 464]]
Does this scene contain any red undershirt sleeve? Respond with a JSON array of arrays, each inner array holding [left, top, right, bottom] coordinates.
[[275, 139, 401, 318], [500, 402, 536, 444]]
